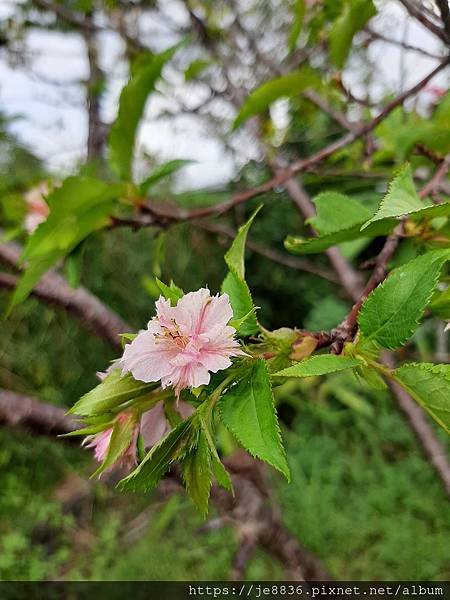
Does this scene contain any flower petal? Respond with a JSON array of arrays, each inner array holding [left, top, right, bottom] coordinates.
[[140, 402, 170, 448], [174, 288, 211, 334], [199, 293, 234, 333], [120, 330, 178, 383]]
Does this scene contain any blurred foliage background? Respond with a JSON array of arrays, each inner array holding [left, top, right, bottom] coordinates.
[[1, 0, 450, 582], [1, 120, 449, 581]]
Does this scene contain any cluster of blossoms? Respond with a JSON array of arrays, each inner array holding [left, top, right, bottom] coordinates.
[[85, 289, 246, 469]]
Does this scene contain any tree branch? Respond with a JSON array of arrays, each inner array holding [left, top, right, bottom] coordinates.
[[0, 389, 79, 437], [0, 242, 130, 351], [398, 0, 448, 42]]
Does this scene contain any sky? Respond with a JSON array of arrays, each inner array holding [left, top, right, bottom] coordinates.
[[0, 0, 448, 189]]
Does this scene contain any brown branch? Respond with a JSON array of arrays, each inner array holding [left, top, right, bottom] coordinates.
[[82, 23, 106, 162], [113, 58, 449, 231], [194, 220, 339, 284], [0, 242, 130, 351], [435, 0, 450, 40], [399, 0, 448, 42], [365, 27, 446, 59], [31, 0, 146, 52], [0, 389, 79, 437], [31, 0, 99, 31], [419, 153, 450, 199]]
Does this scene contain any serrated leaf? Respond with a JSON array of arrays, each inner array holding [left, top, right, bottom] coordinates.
[[361, 164, 423, 230], [222, 272, 259, 336], [218, 359, 290, 480], [275, 354, 364, 377], [118, 416, 195, 492], [93, 412, 138, 477], [329, 0, 376, 68], [233, 69, 318, 129], [307, 192, 372, 235], [155, 278, 184, 305], [200, 411, 233, 492], [288, 0, 305, 52], [285, 218, 395, 255], [222, 207, 261, 336], [181, 430, 212, 515], [358, 251, 450, 349], [8, 177, 124, 312], [139, 159, 193, 195], [224, 206, 262, 278], [70, 371, 156, 417], [229, 307, 258, 332], [393, 362, 450, 434], [109, 45, 180, 181]]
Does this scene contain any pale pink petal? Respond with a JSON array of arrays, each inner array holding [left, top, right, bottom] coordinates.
[[198, 293, 234, 333], [177, 400, 195, 419], [173, 288, 211, 333], [117, 287, 244, 395], [197, 352, 233, 372], [25, 212, 46, 234], [85, 428, 112, 463], [185, 363, 211, 389], [140, 402, 170, 448], [120, 330, 178, 382], [96, 359, 121, 381], [154, 296, 178, 329]]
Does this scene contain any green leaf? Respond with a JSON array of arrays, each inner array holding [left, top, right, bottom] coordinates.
[[224, 205, 262, 279], [233, 69, 318, 129], [275, 354, 364, 377], [307, 192, 372, 235], [200, 411, 233, 492], [361, 164, 423, 230], [139, 159, 193, 195], [8, 177, 124, 312], [288, 0, 305, 52], [393, 362, 450, 434], [429, 287, 450, 319], [210, 449, 233, 492], [93, 412, 138, 477], [229, 307, 258, 332], [70, 371, 156, 417], [329, 0, 376, 68], [358, 251, 450, 350], [285, 218, 394, 255], [184, 59, 213, 81], [222, 272, 258, 336], [222, 207, 261, 336], [118, 416, 196, 492], [181, 430, 212, 515], [109, 45, 180, 181], [155, 278, 184, 305], [218, 359, 290, 480]]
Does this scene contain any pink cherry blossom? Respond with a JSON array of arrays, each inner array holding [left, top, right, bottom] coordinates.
[[84, 412, 139, 469], [120, 289, 246, 395], [85, 401, 194, 469], [24, 182, 50, 234]]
